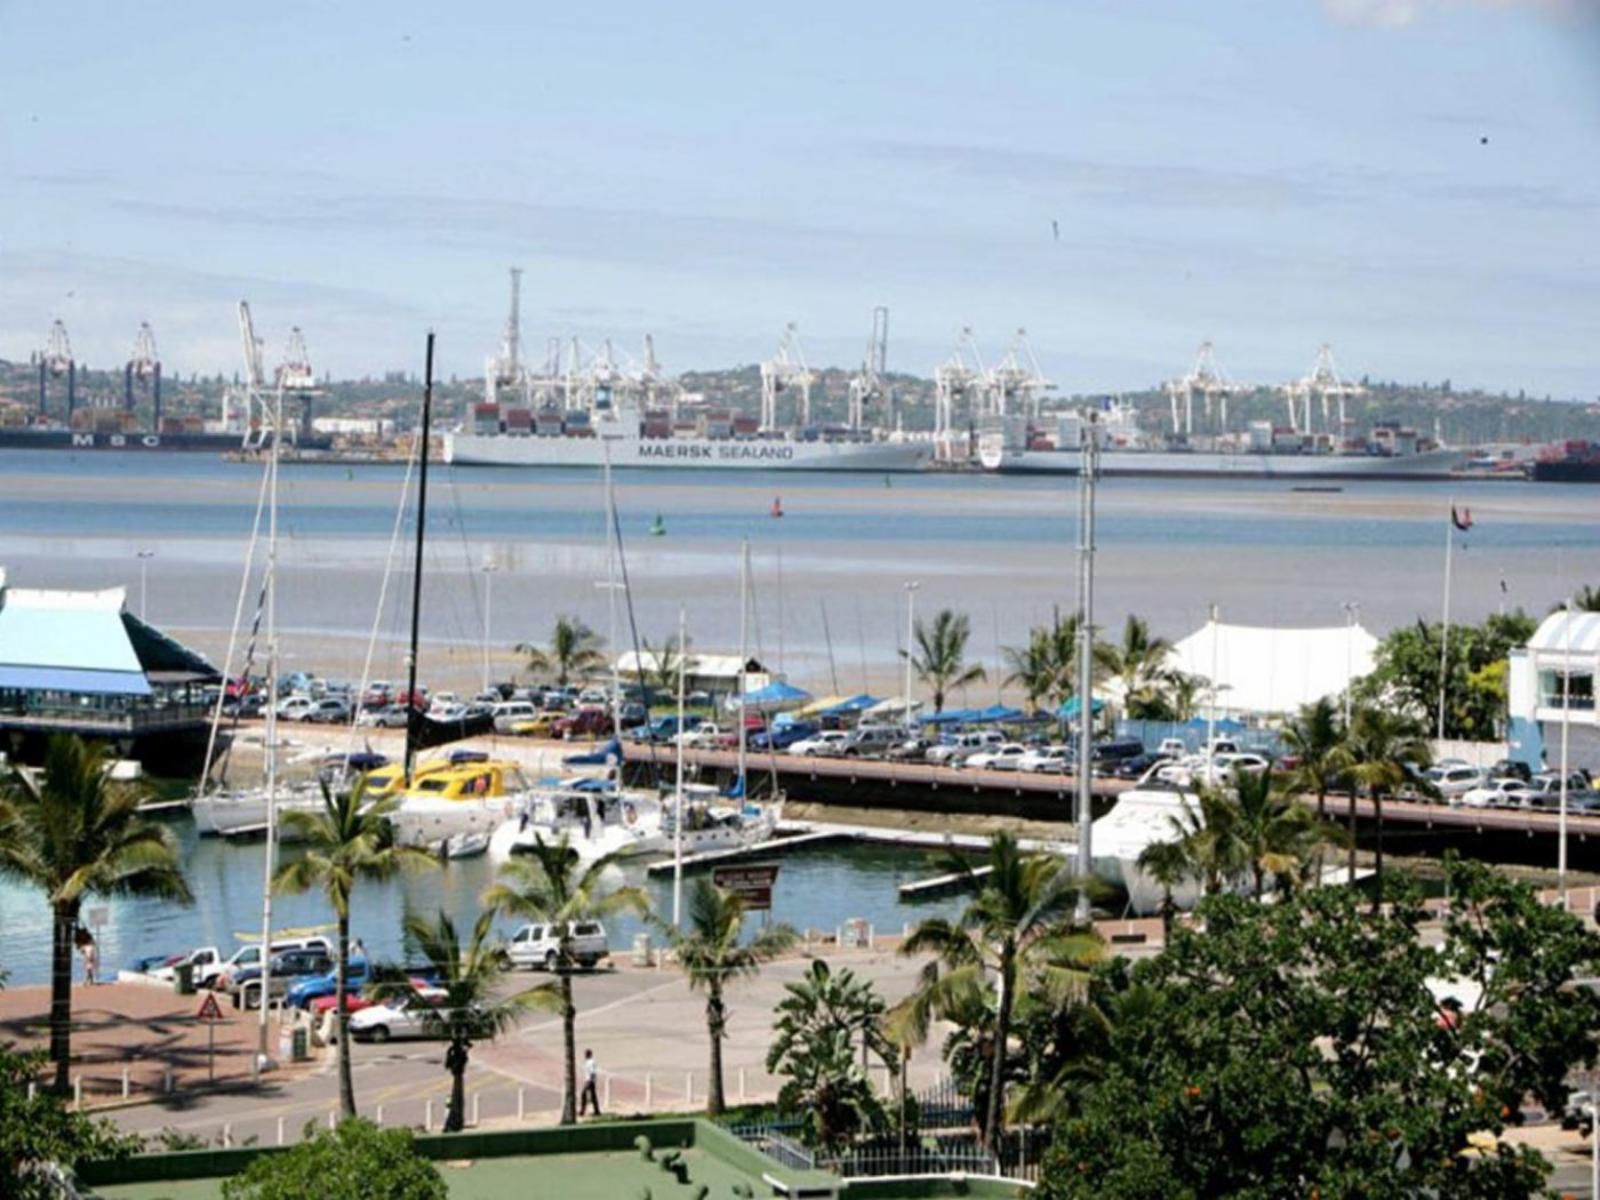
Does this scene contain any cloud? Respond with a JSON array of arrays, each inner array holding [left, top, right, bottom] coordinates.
[[1323, 0, 1598, 28]]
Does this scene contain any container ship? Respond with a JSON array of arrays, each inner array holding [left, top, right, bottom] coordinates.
[[1528, 440, 1600, 484], [444, 398, 931, 472]]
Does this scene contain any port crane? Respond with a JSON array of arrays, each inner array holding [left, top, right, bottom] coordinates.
[[1281, 344, 1365, 439], [483, 267, 526, 407], [846, 306, 890, 431], [933, 326, 985, 441], [759, 322, 815, 429], [983, 328, 1053, 420], [236, 301, 297, 450], [1165, 341, 1250, 438], [124, 322, 163, 428], [38, 319, 76, 423]]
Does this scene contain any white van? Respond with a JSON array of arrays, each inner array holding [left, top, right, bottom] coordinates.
[[926, 730, 1005, 766], [189, 935, 334, 988], [503, 922, 609, 971], [492, 701, 538, 733]]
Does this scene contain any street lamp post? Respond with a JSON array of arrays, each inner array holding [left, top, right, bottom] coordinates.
[[136, 549, 156, 619], [480, 556, 498, 695], [903, 582, 921, 724]]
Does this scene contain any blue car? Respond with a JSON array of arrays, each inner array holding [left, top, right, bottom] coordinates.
[[751, 721, 818, 751], [285, 957, 370, 1009]]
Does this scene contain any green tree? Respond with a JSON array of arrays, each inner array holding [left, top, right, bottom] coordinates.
[[905, 609, 987, 715], [1359, 612, 1535, 740], [1001, 627, 1057, 713], [1571, 584, 1600, 613], [900, 833, 1102, 1149], [374, 910, 548, 1132], [1, 1043, 142, 1200], [482, 835, 648, 1124], [0, 735, 192, 1091], [1100, 615, 1173, 720], [1134, 838, 1190, 932], [652, 878, 796, 1116], [273, 783, 438, 1119], [1279, 696, 1346, 821], [637, 633, 694, 700], [517, 615, 605, 687], [1164, 785, 1247, 896], [220, 1119, 445, 1200], [1229, 768, 1331, 899], [766, 959, 897, 1151], [1038, 860, 1600, 1200], [1346, 705, 1431, 912]]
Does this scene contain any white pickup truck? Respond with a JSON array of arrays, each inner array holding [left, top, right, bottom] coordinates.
[[502, 921, 609, 972], [149, 936, 333, 988]]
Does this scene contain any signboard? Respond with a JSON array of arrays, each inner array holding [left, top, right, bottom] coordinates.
[[712, 863, 780, 912], [195, 992, 224, 1022], [86, 907, 109, 930]]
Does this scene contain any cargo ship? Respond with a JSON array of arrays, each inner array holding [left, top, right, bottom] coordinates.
[[444, 397, 931, 472], [1528, 440, 1600, 484], [974, 407, 1464, 480], [0, 415, 332, 454]]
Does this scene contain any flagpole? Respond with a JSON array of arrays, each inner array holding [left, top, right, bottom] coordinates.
[[1436, 498, 1454, 742]]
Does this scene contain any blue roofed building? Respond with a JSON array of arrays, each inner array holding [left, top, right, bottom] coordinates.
[[0, 568, 220, 771]]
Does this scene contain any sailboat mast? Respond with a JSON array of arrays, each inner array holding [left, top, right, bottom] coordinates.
[[254, 377, 282, 1076], [737, 540, 749, 790], [673, 604, 687, 927], [603, 436, 620, 737], [403, 334, 435, 783]]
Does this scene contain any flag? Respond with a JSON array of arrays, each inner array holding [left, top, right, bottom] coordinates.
[[1451, 505, 1473, 532]]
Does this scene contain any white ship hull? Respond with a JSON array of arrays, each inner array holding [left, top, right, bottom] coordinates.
[[987, 445, 1465, 480], [445, 429, 932, 472]]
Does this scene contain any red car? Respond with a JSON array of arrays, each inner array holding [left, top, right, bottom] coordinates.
[[554, 706, 615, 740], [311, 977, 434, 1016]]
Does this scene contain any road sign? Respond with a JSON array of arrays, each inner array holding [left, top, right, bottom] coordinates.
[[195, 992, 224, 1022], [86, 907, 109, 929], [712, 863, 780, 911]]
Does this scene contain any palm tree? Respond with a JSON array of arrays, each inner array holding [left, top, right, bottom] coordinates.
[[1229, 769, 1328, 900], [273, 782, 438, 1118], [907, 609, 987, 715], [1001, 628, 1056, 713], [375, 909, 549, 1132], [517, 616, 605, 687], [1345, 705, 1431, 912], [1280, 698, 1347, 821], [1162, 671, 1205, 723], [1100, 615, 1173, 719], [637, 633, 694, 700], [1576, 585, 1600, 613], [652, 878, 796, 1116], [482, 835, 648, 1124], [899, 832, 1102, 1149], [0, 735, 191, 1091], [1135, 838, 1190, 932]]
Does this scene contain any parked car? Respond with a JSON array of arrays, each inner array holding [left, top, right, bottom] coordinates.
[[885, 737, 933, 761], [361, 681, 395, 707], [839, 724, 906, 757], [1459, 779, 1538, 809], [217, 948, 335, 1007], [189, 935, 333, 989], [302, 698, 352, 724], [1428, 765, 1488, 802], [1156, 737, 1189, 758], [222, 693, 265, 719], [619, 700, 649, 727], [1488, 758, 1533, 783], [509, 710, 568, 738], [1112, 751, 1171, 779], [788, 731, 852, 757], [1530, 770, 1593, 798], [554, 706, 615, 740], [502, 921, 610, 971], [1016, 745, 1072, 774], [629, 714, 703, 744], [274, 694, 318, 721], [1092, 738, 1148, 768], [926, 730, 1006, 766], [491, 701, 539, 733], [348, 988, 454, 1043], [751, 721, 818, 752], [965, 742, 1030, 771]]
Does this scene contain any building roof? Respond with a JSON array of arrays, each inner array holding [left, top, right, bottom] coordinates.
[[1529, 610, 1600, 660], [1170, 619, 1378, 716], [613, 651, 765, 682], [0, 569, 219, 695]]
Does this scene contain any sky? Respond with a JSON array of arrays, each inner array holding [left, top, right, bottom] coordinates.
[[1, 0, 1597, 397]]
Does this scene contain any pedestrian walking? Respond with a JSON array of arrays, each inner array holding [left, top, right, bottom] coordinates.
[[77, 929, 98, 986], [579, 1048, 601, 1116]]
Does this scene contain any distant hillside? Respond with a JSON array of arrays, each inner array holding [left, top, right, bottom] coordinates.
[[3, 356, 1595, 445]]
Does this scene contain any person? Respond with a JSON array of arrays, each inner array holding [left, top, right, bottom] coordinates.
[[579, 1048, 601, 1116], [78, 930, 98, 986], [352, 937, 367, 962]]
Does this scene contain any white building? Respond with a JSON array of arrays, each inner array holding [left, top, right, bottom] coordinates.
[[1507, 610, 1600, 771], [1168, 618, 1378, 719]]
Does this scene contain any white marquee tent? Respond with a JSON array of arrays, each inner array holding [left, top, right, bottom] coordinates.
[[1169, 618, 1378, 718]]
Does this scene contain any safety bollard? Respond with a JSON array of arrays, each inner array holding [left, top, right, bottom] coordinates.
[[739, 1068, 747, 1102], [73, 1076, 82, 1110], [867, 923, 875, 949], [222, 1124, 232, 1149], [425, 1099, 434, 1132], [276, 1117, 285, 1146], [328, 1110, 336, 1131], [685, 1072, 693, 1107], [517, 1088, 525, 1121], [604, 1075, 612, 1110], [644, 1073, 653, 1108], [28, 1082, 36, 1102], [121, 1066, 130, 1100], [375, 1105, 384, 1127], [471, 1092, 480, 1128]]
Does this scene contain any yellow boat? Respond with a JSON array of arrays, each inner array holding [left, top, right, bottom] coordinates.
[[387, 757, 530, 845]]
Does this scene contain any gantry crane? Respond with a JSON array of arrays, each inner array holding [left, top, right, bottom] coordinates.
[[846, 307, 890, 431], [984, 328, 1053, 420], [1280, 344, 1365, 438], [759, 323, 814, 429], [124, 322, 163, 428], [933, 326, 985, 440], [484, 267, 525, 406], [1164, 341, 1251, 438], [38, 320, 76, 423]]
